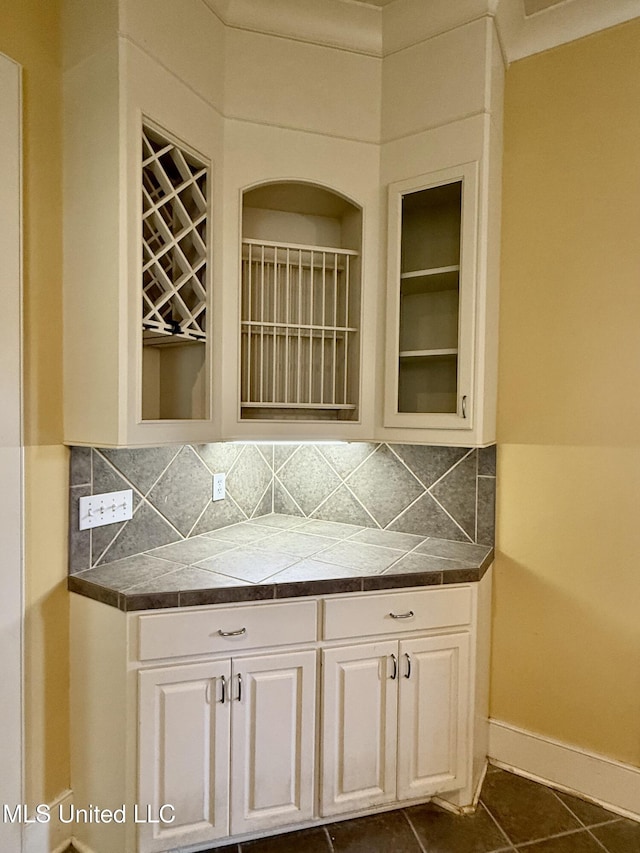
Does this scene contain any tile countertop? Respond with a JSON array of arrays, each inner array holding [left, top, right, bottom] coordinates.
[[68, 514, 494, 612]]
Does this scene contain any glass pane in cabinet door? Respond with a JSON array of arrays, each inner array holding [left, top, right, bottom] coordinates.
[[397, 181, 462, 415]]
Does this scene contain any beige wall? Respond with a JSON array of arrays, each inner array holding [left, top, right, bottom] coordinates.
[[0, 0, 69, 805], [494, 19, 640, 766]]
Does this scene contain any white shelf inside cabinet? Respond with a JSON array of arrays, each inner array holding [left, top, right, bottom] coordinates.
[[401, 264, 460, 280], [399, 349, 458, 358]]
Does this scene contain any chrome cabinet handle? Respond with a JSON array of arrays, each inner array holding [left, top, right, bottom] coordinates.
[[236, 672, 242, 702], [404, 653, 412, 679], [461, 395, 467, 419], [390, 654, 398, 680], [389, 610, 414, 620], [219, 675, 226, 704], [217, 627, 247, 637]]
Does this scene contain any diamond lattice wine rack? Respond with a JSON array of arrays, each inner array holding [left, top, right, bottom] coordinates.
[[141, 124, 210, 421]]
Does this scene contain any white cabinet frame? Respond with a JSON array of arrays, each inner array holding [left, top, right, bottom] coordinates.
[[384, 162, 479, 432]]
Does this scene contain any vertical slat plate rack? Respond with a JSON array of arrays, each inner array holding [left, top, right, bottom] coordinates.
[[240, 239, 359, 419]]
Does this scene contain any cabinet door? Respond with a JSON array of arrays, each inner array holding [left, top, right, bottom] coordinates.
[[397, 633, 470, 801], [230, 649, 317, 835], [138, 660, 231, 853], [384, 163, 478, 432], [321, 642, 398, 816]]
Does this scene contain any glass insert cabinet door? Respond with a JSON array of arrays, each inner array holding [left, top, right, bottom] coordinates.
[[384, 163, 478, 430]]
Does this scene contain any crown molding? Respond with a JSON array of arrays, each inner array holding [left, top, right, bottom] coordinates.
[[382, 0, 497, 55], [495, 0, 640, 64], [202, 0, 383, 56], [200, 0, 640, 64]]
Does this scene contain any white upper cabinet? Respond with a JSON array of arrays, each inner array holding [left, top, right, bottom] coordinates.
[[218, 125, 381, 442], [384, 163, 478, 432], [62, 0, 502, 447], [377, 16, 504, 447], [63, 0, 223, 447]]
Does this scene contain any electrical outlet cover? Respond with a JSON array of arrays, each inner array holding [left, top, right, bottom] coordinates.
[[213, 473, 226, 501]]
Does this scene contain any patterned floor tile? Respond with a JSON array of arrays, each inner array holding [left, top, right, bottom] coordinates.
[[329, 809, 423, 853], [590, 819, 640, 853], [406, 801, 512, 853], [480, 770, 582, 846]]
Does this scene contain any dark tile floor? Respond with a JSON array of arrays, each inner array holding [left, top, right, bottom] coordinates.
[[210, 766, 640, 853]]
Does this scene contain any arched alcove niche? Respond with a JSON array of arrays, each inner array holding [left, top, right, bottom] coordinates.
[[240, 181, 363, 422]]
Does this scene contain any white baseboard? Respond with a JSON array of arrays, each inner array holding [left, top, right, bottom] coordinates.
[[489, 719, 640, 823], [24, 789, 73, 853]]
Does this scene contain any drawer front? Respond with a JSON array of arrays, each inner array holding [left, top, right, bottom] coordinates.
[[322, 587, 472, 641], [137, 600, 317, 661]]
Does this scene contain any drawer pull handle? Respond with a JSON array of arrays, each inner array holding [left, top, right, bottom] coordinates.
[[236, 672, 242, 702], [217, 627, 247, 637], [389, 610, 414, 620], [220, 675, 226, 705], [404, 653, 412, 679], [390, 653, 398, 680]]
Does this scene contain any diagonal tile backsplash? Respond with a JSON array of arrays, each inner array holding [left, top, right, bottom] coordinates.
[[68, 442, 496, 572]]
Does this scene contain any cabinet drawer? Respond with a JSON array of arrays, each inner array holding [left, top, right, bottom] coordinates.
[[322, 587, 471, 640], [137, 600, 317, 661]]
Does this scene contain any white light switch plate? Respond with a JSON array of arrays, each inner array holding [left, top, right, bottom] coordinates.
[[79, 489, 133, 530]]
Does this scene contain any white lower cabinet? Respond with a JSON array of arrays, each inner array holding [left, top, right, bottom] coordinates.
[[230, 650, 317, 835], [137, 650, 317, 853], [138, 660, 231, 853], [70, 577, 490, 853], [321, 641, 398, 815], [321, 633, 470, 816], [396, 634, 470, 800]]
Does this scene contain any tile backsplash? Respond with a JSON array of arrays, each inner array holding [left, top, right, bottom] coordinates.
[[69, 442, 496, 572]]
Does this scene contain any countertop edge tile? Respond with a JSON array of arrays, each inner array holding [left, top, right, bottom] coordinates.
[[68, 575, 121, 609], [275, 578, 363, 598], [179, 585, 276, 607], [362, 571, 444, 591], [123, 591, 180, 612]]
